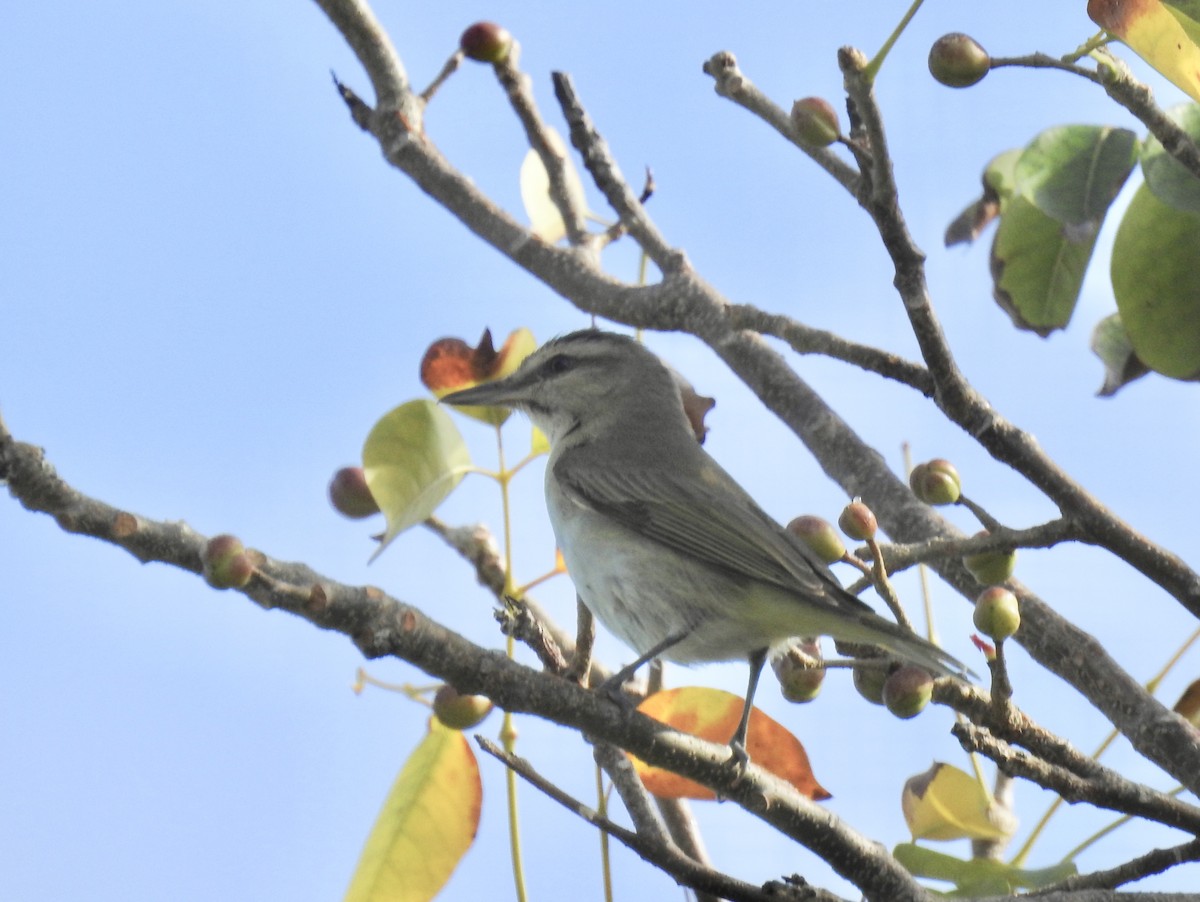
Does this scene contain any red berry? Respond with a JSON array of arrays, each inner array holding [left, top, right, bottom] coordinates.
[[460, 22, 513, 63]]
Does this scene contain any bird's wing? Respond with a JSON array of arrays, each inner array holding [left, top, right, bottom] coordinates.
[[554, 449, 873, 615]]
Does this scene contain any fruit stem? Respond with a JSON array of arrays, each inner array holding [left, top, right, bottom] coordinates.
[[864, 0, 927, 82], [596, 764, 615, 902], [494, 423, 530, 902], [1056, 786, 1184, 866]]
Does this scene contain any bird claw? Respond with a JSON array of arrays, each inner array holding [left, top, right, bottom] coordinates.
[[596, 673, 638, 712], [726, 739, 751, 777]]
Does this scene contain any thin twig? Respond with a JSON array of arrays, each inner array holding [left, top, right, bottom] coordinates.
[[477, 737, 794, 902]]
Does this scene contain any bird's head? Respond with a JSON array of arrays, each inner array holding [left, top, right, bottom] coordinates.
[[441, 330, 689, 447]]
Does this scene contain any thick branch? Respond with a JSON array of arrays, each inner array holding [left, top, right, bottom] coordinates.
[[0, 423, 931, 902]]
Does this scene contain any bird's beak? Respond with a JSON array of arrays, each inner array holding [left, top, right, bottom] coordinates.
[[441, 374, 527, 409]]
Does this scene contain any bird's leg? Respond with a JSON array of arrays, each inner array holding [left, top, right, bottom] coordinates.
[[728, 647, 769, 772], [563, 596, 596, 686], [596, 630, 689, 709]]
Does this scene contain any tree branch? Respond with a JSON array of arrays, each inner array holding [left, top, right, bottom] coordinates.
[[0, 419, 933, 901]]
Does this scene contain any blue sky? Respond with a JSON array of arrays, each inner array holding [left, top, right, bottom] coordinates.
[[3, 2, 1199, 899]]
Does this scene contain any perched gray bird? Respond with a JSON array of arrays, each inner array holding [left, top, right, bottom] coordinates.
[[443, 330, 966, 764]]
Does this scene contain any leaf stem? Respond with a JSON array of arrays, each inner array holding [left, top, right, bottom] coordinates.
[[865, 0, 927, 82], [1010, 625, 1200, 867]]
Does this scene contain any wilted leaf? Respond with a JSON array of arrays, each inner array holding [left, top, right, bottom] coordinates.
[[1090, 313, 1150, 396], [1089, 0, 1200, 103], [1173, 677, 1200, 726], [628, 687, 830, 800], [363, 400, 472, 561], [894, 843, 1077, 894], [420, 328, 537, 426], [1141, 102, 1200, 214], [945, 149, 1020, 247], [519, 129, 588, 242], [1013, 125, 1137, 226], [1111, 181, 1200, 379], [990, 194, 1098, 335], [344, 718, 482, 902], [901, 762, 1013, 842]]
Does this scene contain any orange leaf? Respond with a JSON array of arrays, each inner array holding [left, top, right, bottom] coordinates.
[[419, 328, 537, 426], [629, 686, 830, 801]]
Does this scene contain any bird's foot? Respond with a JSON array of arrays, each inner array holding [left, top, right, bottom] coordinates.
[[595, 672, 639, 712], [726, 739, 751, 777]]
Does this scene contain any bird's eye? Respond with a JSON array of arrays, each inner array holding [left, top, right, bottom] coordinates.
[[543, 355, 575, 376]]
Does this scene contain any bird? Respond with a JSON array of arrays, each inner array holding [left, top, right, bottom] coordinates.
[[442, 329, 967, 767]]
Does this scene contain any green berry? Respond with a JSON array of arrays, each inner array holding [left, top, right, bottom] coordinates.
[[433, 684, 494, 730], [202, 534, 254, 589], [928, 33, 990, 88], [773, 638, 825, 703], [963, 531, 1017, 585], [974, 586, 1021, 641], [787, 515, 846, 564], [839, 500, 878, 542], [790, 97, 840, 147], [883, 665, 934, 719], [853, 662, 889, 705], [910, 459, 962, 505]]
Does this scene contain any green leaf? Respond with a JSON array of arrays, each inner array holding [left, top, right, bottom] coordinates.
[[363, 400, 472, 561], [344, 718, 482, 902], [1111, 181, 1200, 379], [990, 194, 1099, 335], [1090, 313, 1150, 396], [1141, 103, 1200, 215], [894, 843, 1077, 895], [984, 148, 1022, 200], [1013, 125, 1137, 226]]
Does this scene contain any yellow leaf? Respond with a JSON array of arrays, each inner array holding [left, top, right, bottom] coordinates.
[[519, 129, 588, 242], [629, 687, 830, 800], [1172, 677, 1200, 725], [344, 718, 482, 902], [1089, 0, 1200, 102], [902, 762, 1012, 842], [363, 400, 472, 561]]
